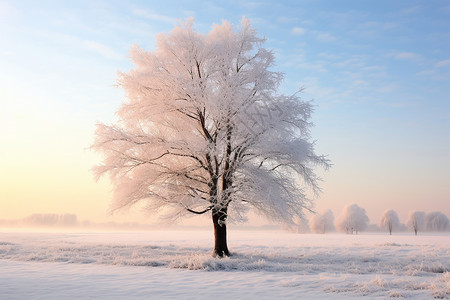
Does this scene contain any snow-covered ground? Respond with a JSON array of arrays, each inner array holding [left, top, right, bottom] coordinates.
[[1, 230, 449, 299]]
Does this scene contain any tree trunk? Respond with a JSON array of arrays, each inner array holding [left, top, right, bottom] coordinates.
[[212, 208, 230, 257]]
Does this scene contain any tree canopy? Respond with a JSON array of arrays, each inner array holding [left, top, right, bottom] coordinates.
[[335, 203, 369, 234], [379, 209, 400, 235], [92, 18, 329, 255]]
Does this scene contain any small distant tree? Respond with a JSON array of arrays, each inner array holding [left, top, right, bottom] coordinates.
[[309, 209, 335, 234], [425, 212, 449, 232], [407, 211, 425, 236], [335, 203, 369, 234], [92, 18, 329, 257], [379, 209, 400, 235]]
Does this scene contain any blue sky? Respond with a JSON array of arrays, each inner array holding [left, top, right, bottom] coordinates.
[[1, 0, 449, 225]]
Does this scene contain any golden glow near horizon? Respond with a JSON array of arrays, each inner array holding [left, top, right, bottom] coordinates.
[[0, 87, 110, 222]]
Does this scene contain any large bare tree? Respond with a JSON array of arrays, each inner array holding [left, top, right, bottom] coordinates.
[[92, 18, 329, 257]]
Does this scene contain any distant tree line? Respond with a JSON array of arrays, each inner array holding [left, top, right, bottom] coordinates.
[[308, 204, 450, 235]]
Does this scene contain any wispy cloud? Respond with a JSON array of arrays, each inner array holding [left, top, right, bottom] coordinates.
[[291, 27, 306, 36], [318, 52, 340, 60], [383, 22, 398, 30], [315, 31, 336, 42], [240, 1, 263, 10], [441, 5, 450, 13], [183, 10, 196, 17], [0, 1, 17, 18], [352, 79, 367, 88], [435, 59, 450, 68], [347, 21, 398, 39], [401, 5, 421, 15], [289, 50, 328, 72], [394, 51, 421, 61], [416, 69, 436, 76], [82, 40, 122, 60], [132, 8, 176, 24], [277, 16, 298, 24], [377, 84, 397, 93], [362, 65, 386, 72], [1, 50, 14, 56], [333, 54, 369, 68]]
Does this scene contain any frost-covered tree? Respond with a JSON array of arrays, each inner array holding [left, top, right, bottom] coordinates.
[[425, 212, 449, 232], [92, 18, 329, 257], [407, 211, 425, 236], [379, 209, 400, 235], [335, 204, 369, 234], [309, 209, 335, 234]]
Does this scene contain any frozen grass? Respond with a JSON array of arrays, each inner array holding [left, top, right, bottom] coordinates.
[[0, 230, 449, 299]]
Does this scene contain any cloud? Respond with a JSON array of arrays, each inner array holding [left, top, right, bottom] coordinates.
[[0, 1, 17, 19], [361, 65, 386, 72], [318, 52, 340, 60], [333, 54, 369, 68], [351, 79, 367, 87], [435, 59, 450, 68], [394, 52, 421, 61], [442, 5, 450, 13], [240, 2, 263, 9], [315, 32, 336, 42], [290, 51, 328, 72], [383, 22, 398, 30], [82, 40, 122, 60], [291, 27, 306, 36], [377, 84, 397, 93], [416, 69, 436, 76], [401, 5, 421, 15], [1, 50, 14, 56], [132, 8, 176, 23], [347, 20, 399, 39], [277, 16, 298, 24], [183, 10, 196, 17]]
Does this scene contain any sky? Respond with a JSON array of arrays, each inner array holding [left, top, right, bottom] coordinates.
[[1, 0, 449, 228]]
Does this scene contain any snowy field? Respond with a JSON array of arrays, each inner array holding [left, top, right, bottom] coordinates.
[[1, 230, 449, 299]]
